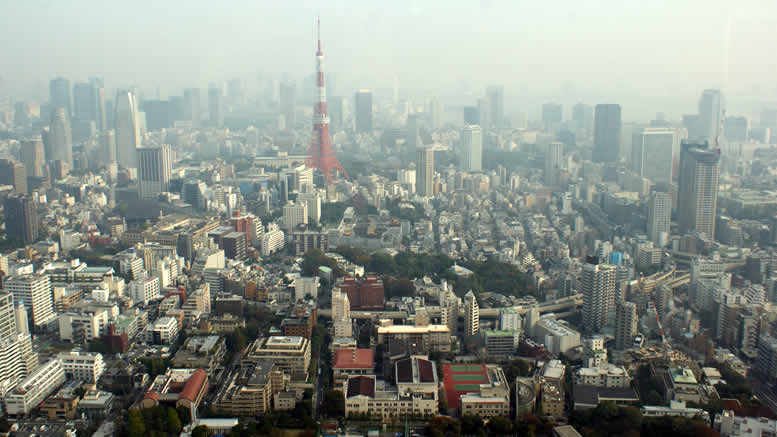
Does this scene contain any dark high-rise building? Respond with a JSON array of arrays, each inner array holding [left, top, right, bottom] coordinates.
[[406, 114, 420, 151], [486, 85, 504, 128], [416, 146, 434, 197], [73, 82, 94, 125], [329, 96, 343, 132], [221, 232, 246, 259], [141, 100, 171, 130], [463, 106, 480, 125], [4, 196, 38, 244], [208, 86, 222, 127], [279, 81, 296, 131], [354, 90, 373, 133], [183, 88, 201, 128], [542, 103, 563, 133], [168, 96, 187, 125], [49, 77, 72, 117], [0, 159, 26, 195], [678, 141, 720, 238], [101, 129, 117, 165], [592, 104, 622, 163]]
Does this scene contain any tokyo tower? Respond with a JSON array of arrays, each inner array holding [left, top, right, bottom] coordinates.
[[308, 18, 348, 183]]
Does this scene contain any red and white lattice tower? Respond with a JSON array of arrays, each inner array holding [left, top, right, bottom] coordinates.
[[308, 18, 348, 183]]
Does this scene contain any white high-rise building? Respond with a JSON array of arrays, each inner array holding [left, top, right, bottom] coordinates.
[[49, 107, 73, 165], [460, 125, 482, 172], [464, 290, 480, 337], [632, 128, 676, 185], [416, 146, 434, 197], [115, 90, 140, 169], [440, 289, 459, 333], [678, 142, 720, 238], [332, 287, 352, 338], [260, 223, 285, 256], [0, 333, 38, 397], [0, 293, 16, 341], [581, 260, 616, 334], [647, 190, 672, 246], [4, 358, 66, 416], [297, 192, 321, 224], [137, 144, 172, 200], [500, 308, 522, 331], [57, 351, 104, 384], [283, 201, 308, 230], [4, 275, 54, 328], [130, 277, 160, 306], [544, 142, 564, 187], [615, 300, 637, 350]]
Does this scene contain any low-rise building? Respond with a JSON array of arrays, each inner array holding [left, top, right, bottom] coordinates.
[[344, 374, 438, 421], [377, 324, 452, 353], [641, 400, 710, 424], [213, 360, 286, 417], [172, 335, 227, 375], [485, 330, 520, 358], [575, 364, 630, 388], [715, 410, 777, 436], [140, 368, 208, 420], [146, 316, 179, 345], [243, 336, 311, 381], [533, 316, 581, 355], [333, 349, 374, 391], [57, 351, 105, 384]]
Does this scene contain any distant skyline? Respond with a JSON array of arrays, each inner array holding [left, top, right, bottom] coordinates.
[[2, 0, 777, 121]]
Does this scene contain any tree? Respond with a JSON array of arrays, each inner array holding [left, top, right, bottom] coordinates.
[[226, 328, 247, 352], [487, 415, 513, 435], [128, 409, 146, 437], [177, 405, 192, 424], [322, 389, 345, 417], [167, 407, 183, 434], [192, 425, 210, 437], [461, 415, 484, 435]]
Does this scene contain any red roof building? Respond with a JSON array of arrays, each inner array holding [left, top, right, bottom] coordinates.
[[337, 275, 384, 310], [333, 349, 374, 391], [139, 368, 209, 418]]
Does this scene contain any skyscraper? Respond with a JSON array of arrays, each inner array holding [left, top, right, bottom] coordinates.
[[21, 139, 45, 179], [460, 125, 482, 172], [542, 103, 563, 133], [631, 128, 675, 184], [581, 258, 616, 334], [724, 116, 748, 142], [678, 141, 720, 238], [0, 160, 26, 195], [4, 275, 54, 328], [697, 89, 723, 144], [572, 103, 594, 136], [91, 77, 107, 132], [463, 106, 480, 125], [544, 142, 564, 187], [415, 146, 434, 197], [486, 85, 504, 129], [331, 287, 352, 338], [0, 293, 17, 341], [615, 300, 637, 350], [279, 81, 296, 131], [137, 145, 172, 200], [464, 290, 480, 337], [329, 96, 344, 132], [115, 90, 140, 169], [208, 86, 222, 128], [48, 107, 73, 165], [101, 129, 116, 164], [647, 190, 672, 246], [3, 196, 38, 244], [183, 88, 201, 128], [593, 104, 622, 163], [406, 114, 420, 152], [72, 82, 94, 125], [354, 90, 373, 133], [49, 77, 72, 117]]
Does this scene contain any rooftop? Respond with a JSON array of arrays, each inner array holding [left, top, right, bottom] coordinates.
[[333, 349, 374, 370]]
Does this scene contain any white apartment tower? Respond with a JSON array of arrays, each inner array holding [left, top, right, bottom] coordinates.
[[464, 290, 480, 337], [460, 125, 483, 172], [416, 146, 434, 197], [647, 190, 672, 246], [331, 287, 352, 338], [137, 144, 172, 200], [581, 260, 616, 334], [4, 275, 55, 328]]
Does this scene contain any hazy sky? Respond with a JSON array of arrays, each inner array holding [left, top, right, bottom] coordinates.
[[2, 0, 777, 120]]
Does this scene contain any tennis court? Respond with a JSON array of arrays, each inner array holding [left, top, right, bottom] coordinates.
[[454, 383, 482, 391], [449, 364, 483, 373], [452, 374, 487, 382]]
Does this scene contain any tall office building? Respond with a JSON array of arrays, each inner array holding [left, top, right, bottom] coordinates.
[[544, 142, 564, 187], [115, 90, 140, 169], [724, 116, 749, 142], [137, 145, 172, 200], [4, 275, 54, 328], [678, 142, 720, 238], [20, 139, 45, 178], [329, 96, 344, 132], [72, 78, 105, 132], [615, 300, 637, 350], [647, 190, 672, 246], [0, 160, 26, 195], [593, 104, 622, 163], [279, 82, 296, 130], [406, 114, 420, 151], [697, 89, 723, 144], [49, 77, 72, 117], [4, 196, 38, 244], [354, 90, 373, 133], [463, 106, 480, 125], [460, 125, 482, 172], [631, 128, 675, 184], [91, 78, 106, 132], [486, 85, 504, 129], [581, 258, 616, 334], [101, 129, 116, 164], [572, 103, 594, 136], [415, 146, 434, 197], [208, 86, 222, 127], [183, 88, 201, 128], [49, 107, 73, 165], [464, 290, 480, 337], [542, 103, 563, 133]]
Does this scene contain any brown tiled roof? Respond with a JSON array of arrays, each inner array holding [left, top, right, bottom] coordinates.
[[347, 376, 375, 398]]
